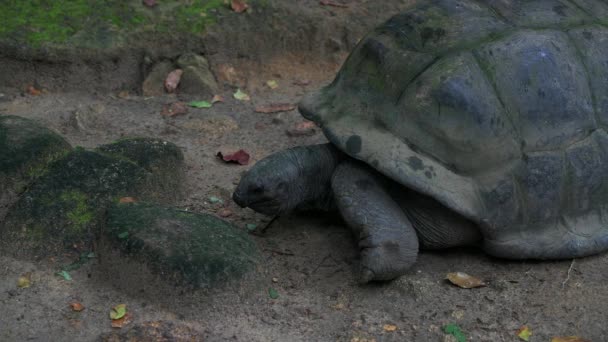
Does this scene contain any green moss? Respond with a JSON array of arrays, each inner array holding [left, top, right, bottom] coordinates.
[[106, 202, 259, 287], [61, 190, 94, 232], [173, 0, 226, 34], [0, 0, 231, 46]]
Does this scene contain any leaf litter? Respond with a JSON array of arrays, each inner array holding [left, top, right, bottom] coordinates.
[[164, 69, 183, 93], [517, 326, 531, 341], [446, 272, 486, 289], [233, 89, 251, 101], [217, 148, 250, 165], [255, 103, 295, 114]]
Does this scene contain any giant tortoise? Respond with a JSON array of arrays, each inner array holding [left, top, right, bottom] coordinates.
[[233, 0, 608, 283]]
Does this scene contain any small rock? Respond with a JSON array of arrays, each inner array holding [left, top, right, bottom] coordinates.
[[176, 53, 219, 97], [142, 61, 175, 97]]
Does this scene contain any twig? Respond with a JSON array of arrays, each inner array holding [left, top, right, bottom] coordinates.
[[312, 254, 333, 274], [260, 215, 279, 234], [562, 259, 576, 288], [263, 248, 295, 256]]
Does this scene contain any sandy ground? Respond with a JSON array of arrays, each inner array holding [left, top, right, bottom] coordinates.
[[1, 0, 608, 340], [1, 59, 608, 341]]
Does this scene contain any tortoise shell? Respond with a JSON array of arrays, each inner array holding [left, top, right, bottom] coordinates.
[[299, 0, 608, 258]]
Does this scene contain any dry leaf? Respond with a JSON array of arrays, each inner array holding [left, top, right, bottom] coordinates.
[[164, 69, 183, 93], [218, 208, 233, 217], [211, 95, 224, 103], [266, 80, 279, 89], [119, 197, 137, 203], [110, 304, 127, 320], [551, 337, 590, 342], [70, 302, 85, 312], [383, 324, 397, 332], [517, 326, 531, 341], [293, 79, 311, 86], [217, 149, 250, 165], [17, 273, 31, 288], [26, 85, 42, 96], [286, 121, 317, 137], [142, 0, 157, 7], [255, 103, 296, 114], [319, 0, 348, 8], [161, 102, 188, 117], [233, 88, 251, 101], [111, 312, 133, 328], [231, 0, 249, 13], [117, 90, 130, 99], [446, 272, 486, 289]]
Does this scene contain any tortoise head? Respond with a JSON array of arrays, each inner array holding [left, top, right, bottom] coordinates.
[[232, 150, 299, 216]]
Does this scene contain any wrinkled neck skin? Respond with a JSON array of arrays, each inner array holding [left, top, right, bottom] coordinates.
[[285, 143, 342, 212]]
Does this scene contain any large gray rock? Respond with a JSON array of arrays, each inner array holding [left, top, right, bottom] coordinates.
[[103, 202, 259, 288], [176, 53, 219, 96], [0, 138, 185, 260], [0, 115, 72, 221]]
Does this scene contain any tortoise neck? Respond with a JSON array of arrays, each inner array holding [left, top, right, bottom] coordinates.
[[288, 143, 342, 211]]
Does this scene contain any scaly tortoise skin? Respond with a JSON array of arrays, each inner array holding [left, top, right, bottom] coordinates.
[[234, 0, 608, 283]]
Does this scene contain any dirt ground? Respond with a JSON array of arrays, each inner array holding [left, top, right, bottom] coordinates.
[[2, 1, 608, 341]]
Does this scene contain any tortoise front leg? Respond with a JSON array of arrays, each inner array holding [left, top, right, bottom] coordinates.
[[332, 161, 419, 283]]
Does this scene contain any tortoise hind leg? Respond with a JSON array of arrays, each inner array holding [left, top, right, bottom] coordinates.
[[390, 188, 482, 250], [332, 161, 419, 283]]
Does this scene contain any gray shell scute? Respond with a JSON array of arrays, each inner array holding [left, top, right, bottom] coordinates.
[[475, 30, 595, 151], [570, 0, 608, 20], [484, 0, 589, 27], [393, 52, 520, 173], [569, 26, 608, 126], [518, 152, 564, 224], [378, 0, 508, 53], [479, 175, 521, 239], [564, 132, 608, 215]]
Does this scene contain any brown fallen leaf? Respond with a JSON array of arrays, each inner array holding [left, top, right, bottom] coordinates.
[[119, 197, 137, 203], [218, 208, 233, 218], [231, 0, 249, 13], [26, 85, 42, 96], [142, 0, 157, 7], [211, 94, 224, 104], [320, 0, 348, 8], [551, 337, 591, 342], [286, 121, 317, 137], [217, 149, 250, 165], [164, 69, 183, 93], [255, 103, 296, 114], [383, 324, 397, 332], [446, 272, 486, 289], [293, 79, 311, 86], [111, 312, 133, 328], [70, 302, 85, 312], [117, 90, 130, 99], [161, 102, 188, 117]]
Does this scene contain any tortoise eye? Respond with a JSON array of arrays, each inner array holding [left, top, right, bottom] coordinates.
[[250, 184, 264, 194]]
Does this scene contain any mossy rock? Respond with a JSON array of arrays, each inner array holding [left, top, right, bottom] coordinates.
[[0, 115, 72, 220], [0, 148, 147, 258], [104, 202, 259, 288], [96, 137, 185, 203]]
